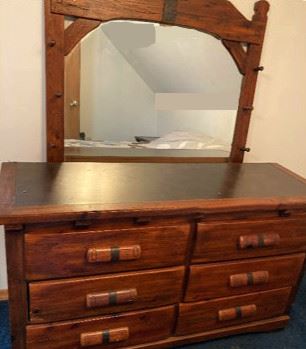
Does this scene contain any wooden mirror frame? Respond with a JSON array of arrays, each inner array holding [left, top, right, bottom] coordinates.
[[45, 0, 269, 163]]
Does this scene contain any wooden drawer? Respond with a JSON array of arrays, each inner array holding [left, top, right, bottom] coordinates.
[[29, 266, 184, 323], [185, 254, 305, 302], [27, 306, 175, 349], [176, 287, 291, 335], [193, 218, 306, 263], [25, 225, 190, 280]]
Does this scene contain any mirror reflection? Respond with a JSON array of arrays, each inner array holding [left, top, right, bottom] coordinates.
[[64, 21, 241, 160]]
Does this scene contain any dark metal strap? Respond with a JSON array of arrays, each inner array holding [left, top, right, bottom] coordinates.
[[163, 0, 178, 23], [102, 330, 110, 344], [111, 247, 120, 262], [236, 306, 242, 319], [109, 292, 117, 306], [247, 272, 254, 286]]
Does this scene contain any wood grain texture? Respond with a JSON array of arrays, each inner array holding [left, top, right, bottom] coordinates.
[[176, 287, 291, 335], [186, 254, 305, 301], [5, 227, 27, 349], [25, 225, 190, 279], [222, 40, 247, 75], [193, 218, 306, 263], [45, 1, 270, 163], [230, 0, 270, 162], [125, 316, 290, 349], [29, 267, 184, 322], [26, 306, 175, 349], [45, 0, 65, 162], [1, 163, 306, 225], [64, 18, 101, 56], [51, 0, 262, 43]]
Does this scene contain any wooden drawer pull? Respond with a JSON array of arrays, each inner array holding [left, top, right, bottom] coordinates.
[[230, 271, 269, 288], [86, 289, 138, 308], [87, 245, 141, 263], [239, 233, 280, 249], [81, 327, 129, 347], [218, 304, 257, 322]]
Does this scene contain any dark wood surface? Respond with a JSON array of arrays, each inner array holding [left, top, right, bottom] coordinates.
[[186, 254, 305, 301], [1, 162, 306, 224], [193, 218, 306, 262], [176, 287, 291, 335], [29, 266, 184, 323], [46, 0, 270, 163], [25, 225, 190, 279], [26, 305, 175, 349], [64, 147, 230, 163]]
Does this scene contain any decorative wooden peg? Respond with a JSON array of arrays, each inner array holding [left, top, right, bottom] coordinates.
[[243, 106, 254, 111], [48, 40, 56, 47]]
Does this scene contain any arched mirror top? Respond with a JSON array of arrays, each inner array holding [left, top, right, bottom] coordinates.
[[45, 0, 270, 163]]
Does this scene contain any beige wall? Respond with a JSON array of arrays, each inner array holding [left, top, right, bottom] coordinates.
[[0, 0, 306, 289]]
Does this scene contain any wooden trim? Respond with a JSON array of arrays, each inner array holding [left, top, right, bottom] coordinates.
[[0, 289, 8, 301], [45, 0, 65, 162], [64, 155, 229, 163], [45, 0, 270, 163], [124, 316, 289, 349], [0, 163, 16, 208], [1, 196, 306, 226], [64, 18, 101, 56], [222, 40, 247, 75], [230, 1, 269, 163], [50, 0, 262, 44], [5, 229, 27, 349]]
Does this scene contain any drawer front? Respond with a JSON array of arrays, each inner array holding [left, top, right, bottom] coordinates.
[[193, 219, 306, 263], [27, 306, 175, 349], [176, 287, 291, 335], [25, 225, 190, 279], [185, 254, 305, 302], [29, 267, 184, 323]]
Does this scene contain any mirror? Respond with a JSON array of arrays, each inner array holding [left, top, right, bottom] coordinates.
[[64, 21, 242, 162]]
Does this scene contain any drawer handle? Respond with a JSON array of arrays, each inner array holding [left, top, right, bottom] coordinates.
[[230, 271, 269, 288], [80, 327, 129, 347], [239, 233, 280, 249], [218, 304, 257, 322], [87, 245, 141, 263], [86, 289, 138, 308]]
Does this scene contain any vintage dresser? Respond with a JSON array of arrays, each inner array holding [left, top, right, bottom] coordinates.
[[1, 162, 306, 349]]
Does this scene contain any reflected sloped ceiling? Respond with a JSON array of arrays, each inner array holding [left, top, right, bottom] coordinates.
[[101, 21, 241, 97]]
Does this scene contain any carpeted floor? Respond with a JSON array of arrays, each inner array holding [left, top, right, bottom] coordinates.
[[0, 274, 305, 348]]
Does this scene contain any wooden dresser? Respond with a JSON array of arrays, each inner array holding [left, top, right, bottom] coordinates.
[[1, 162, 306, 349]]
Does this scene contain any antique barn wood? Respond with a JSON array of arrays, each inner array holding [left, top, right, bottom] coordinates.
[[51, 0, 262, 44], [45, 0, 65, 162], [64, 18, 101, 56], [230, 0, 270, 162]]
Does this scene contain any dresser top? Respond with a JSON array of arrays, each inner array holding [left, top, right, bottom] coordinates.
[[0, 162, 306, 224]]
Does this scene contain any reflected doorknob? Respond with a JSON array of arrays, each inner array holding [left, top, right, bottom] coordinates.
[[70, 100, 79, 107]]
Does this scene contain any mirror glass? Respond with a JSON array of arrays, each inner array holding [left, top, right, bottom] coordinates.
[[64, 21, 242, 161]]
